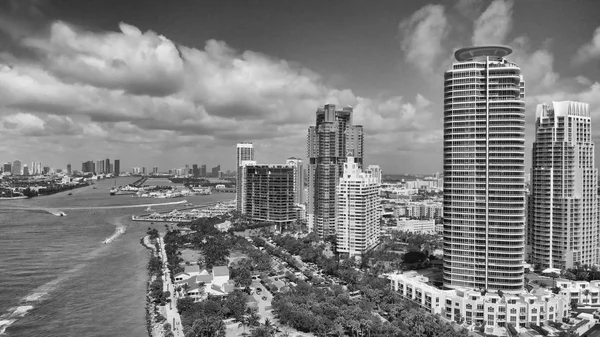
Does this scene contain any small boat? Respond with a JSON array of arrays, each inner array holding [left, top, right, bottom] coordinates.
[[146, 206, 153, 212], [68, 192, 73, 196]]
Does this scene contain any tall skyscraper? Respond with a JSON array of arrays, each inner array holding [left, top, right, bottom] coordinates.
[[236, 143, 255, 212], [307, 104, 363, 237], [237, 160, 257, 214], [97, 160, 103, 174], [211, 165, 220, 178], [242, 164, 296, 227], [22, 165, 29, 176], [192, 164, 199, 177], [3, 162, 12, 174], [200, 165, 206, 177], [443, 46, 525, 292], [31, 161, 36, 175], [114, 159, 120, 177], [142, 167, 146, 175], [528, 101, 598, 269], [236, 143, 254, 168], [12, 160, 22, 175], [153, 166, 158, 174], [286, 157, 305, 205], [105, 158, 111, 174], [336, 158, 382, 257]]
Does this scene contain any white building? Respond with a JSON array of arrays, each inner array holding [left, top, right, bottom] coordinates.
[[335, 158, 381, 257], [529, 101, 599, 269], [236, 160, 256, 214], [236, 142, 254, 212], [395, 219, 436, 233], [443, 46, 526, 292], [389, 272, 569, 335], [555, 279, 600, 306]]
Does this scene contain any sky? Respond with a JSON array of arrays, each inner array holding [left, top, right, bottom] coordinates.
[[1, 0, 600, 174]]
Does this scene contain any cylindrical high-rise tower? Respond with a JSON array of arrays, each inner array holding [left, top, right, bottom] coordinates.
[[443, 46, 525, 292]]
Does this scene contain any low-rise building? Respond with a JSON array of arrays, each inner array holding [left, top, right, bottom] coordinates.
[[555, 279, 600, 305], [388, 271, 570, 335]]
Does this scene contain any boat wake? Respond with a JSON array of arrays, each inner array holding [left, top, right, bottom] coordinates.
[[0, 264, 84, 335], [103, 225, 126, 244]]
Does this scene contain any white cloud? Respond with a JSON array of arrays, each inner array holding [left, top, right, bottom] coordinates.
[[574, 26, 600, 64], [0, 20, 438, 171], [472, 0, 513, 45], [399, 5, 449, 73]]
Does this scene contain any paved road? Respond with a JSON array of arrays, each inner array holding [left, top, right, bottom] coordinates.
[[158, 236, 184, 337]]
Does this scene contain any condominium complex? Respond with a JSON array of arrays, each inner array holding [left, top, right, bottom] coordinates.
[[443, 46, 526, 292], [528, 101, 598, 269], [307, 104, 364, 237], [336, 158, 381, 256], [285, 157, 305, 205], [242, 164, 296, 226], [236, 142, 255, 212]]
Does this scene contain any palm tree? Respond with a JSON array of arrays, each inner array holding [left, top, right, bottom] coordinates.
[[238, 316, 250, 335], [262, 318, 275, 335]]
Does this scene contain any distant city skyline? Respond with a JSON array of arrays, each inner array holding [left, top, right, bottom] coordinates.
[[1, 1, 599, 173]]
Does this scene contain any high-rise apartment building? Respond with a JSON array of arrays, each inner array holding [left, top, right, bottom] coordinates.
[[114, 159, 120, 176], [4, 162, 11, 174], [211, 165, 220, 178], [200, 165, 206, 177], [153, 166, 158, 174], [142, 167, 146, 175], [105, 158, 111, 174], [286, 157, 305, 205], [237, 160, 257, 214], [43, 166, 50, 175], [12, 160, 22, 175], [336, 158, 382, 257], [31, 161, 36, 175], [192, 164, 199, 177], [236, 143, 255, 212], [443, 46, 525, 292], [307, 104, 364, 237], [67, 164, 71, 175], [243, 164, 296, 227], [22, 165, 29, 176], [528, 101, 599, 269], [97, 160, 104, 174]]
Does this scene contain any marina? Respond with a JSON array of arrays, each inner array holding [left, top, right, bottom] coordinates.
[[131, 200, 235, 223]]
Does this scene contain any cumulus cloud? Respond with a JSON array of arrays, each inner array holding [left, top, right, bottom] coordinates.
[[399, 5, 449, 73], [472, 0, 513, 45], [574, 26, 600, 64], [22, 21, 185, 97], [0, 19, 438, 171]]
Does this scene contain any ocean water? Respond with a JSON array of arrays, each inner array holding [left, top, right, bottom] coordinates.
[[0, 177, 234, 337]]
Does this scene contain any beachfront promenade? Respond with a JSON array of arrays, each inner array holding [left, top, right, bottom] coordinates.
[[158, 236, 184, 337]]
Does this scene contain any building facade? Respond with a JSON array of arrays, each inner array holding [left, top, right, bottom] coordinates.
[[236, 143, 255, 212], [11, 160, 21, 175], [237, 160, 256, 214], [286, 157, 305, 205], [335, 159, 381, 257], [243, 164, 296, 226], [3, 162, 11, 174], [105, 158, 111, 174], [307, 104, 364, 237], [443, 46, 526, 292], [528, 101, 599, 269], [389, 272, 569, 334], [114, 159, 120, 176], [212, 165, 220, 178]]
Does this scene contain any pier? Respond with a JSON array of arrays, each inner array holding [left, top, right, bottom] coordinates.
[[130, 177, 148, 188]]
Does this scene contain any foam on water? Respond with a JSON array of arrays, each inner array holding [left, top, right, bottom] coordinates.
[[0, 305, 34, 335]]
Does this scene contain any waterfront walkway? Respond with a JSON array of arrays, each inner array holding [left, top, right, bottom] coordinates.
[[158, 236, 184, 337]]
